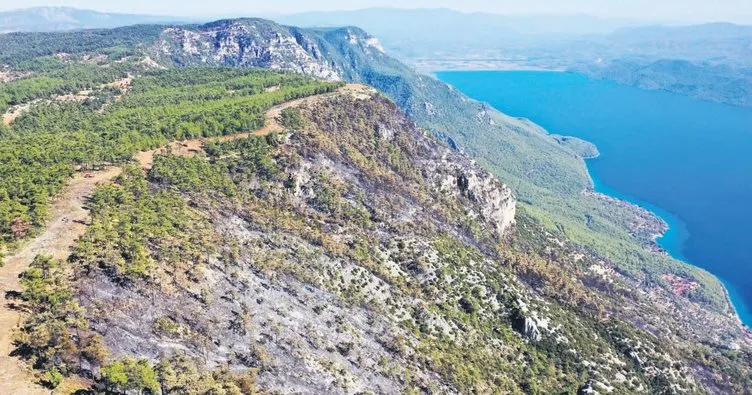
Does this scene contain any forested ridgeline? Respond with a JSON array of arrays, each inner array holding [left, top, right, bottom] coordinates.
[[0, 20, 750, 394], [0, 25, 165, 66], [0, 62, 341, 264]]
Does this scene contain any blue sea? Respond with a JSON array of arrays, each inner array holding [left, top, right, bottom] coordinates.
[[437, 70, 752, 327]]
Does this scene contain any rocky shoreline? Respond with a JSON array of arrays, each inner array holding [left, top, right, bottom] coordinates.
[[582, 189, 669, 254], [582, 189, 752, 329]]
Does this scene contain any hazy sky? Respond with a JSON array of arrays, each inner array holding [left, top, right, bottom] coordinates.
[[4, 0, 752, 24]]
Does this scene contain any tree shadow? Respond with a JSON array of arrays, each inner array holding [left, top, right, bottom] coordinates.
[[9, 342, 33, 360], [3, 290, 26, 312]]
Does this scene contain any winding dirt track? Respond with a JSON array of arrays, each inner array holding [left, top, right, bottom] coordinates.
[[0, 84, 370, 393], [135, 84, 373, 170]]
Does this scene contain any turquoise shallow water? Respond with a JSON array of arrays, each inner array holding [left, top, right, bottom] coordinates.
[[437, 70, 752, 327]]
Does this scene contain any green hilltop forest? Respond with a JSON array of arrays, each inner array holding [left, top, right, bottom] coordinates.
[[0, 59, 340, 259], [0, 18, 750, 394]]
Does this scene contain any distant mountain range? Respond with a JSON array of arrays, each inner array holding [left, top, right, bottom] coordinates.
[[0, 7, 645, 52], [0, 6, 189, 33], [572, 22, 752, 65], [271, 8, 645, 58], [539, 23, 752, 107], [2, 7, 752, 108]]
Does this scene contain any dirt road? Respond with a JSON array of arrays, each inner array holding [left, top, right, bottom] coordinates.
[[0, 168, 120, 394], [136, 84, 374, 169]]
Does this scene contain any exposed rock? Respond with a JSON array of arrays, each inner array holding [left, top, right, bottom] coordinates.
[[0, 67, 31, 83], [461, 168, 516, 236], [425, 153, 515, 237], [154, 21, 341, 81], [629, 351, 644, 367], [152, 20, 386, 83], [578, 379, 600, 395], [512, 309, 542, 342], [522, 317, 542, 341]]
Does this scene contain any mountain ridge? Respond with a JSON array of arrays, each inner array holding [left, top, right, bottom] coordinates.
[[0, 17, 750, 393]]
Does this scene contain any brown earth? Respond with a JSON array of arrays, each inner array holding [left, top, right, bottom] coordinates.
[[0, 168, 120, 394], [663, 274, 701, 297], [105, 76, 133, 94], [3, 103, 34, 126], [0, 70, 32, 84]]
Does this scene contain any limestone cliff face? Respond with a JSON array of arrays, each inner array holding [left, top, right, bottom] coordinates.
[[154, 20, 340, 80], [151, 19, 389, 83], [433, 162, 516, 238]]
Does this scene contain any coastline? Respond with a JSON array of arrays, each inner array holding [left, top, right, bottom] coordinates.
[[411, 59, 566, 74], [587, 159, 751, 328], [435, 68, 752, 329], [720, 277, 752, 328], [589, 173, 688, 258]]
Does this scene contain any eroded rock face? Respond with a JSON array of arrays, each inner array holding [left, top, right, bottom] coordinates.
[[522, 317, 542, 342], [155, 21, 341, 81], [427, 159, 516, 237], [460, 168, 515, 236], [512, 310, 542, 342], [150, 20, 398, 86]]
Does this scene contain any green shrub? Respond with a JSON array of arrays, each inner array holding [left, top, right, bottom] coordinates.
[[44, 368, 64, 389], [101, 358, 160, 394]]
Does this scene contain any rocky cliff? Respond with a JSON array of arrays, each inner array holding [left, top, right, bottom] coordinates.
[[151, 19, 390, 83]]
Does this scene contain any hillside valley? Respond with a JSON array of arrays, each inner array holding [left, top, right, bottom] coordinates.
[[0, 17, 750, 394]]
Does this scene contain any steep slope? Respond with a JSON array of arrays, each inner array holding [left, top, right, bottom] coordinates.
[[70, 90, 519, 393], [1, 19, 751, 393], [142, 19, 732, 311], [15, 80, 731, 393], [152, 19, 343, 80]]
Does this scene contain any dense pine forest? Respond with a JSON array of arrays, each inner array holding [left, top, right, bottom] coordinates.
[[0, 54, 340, 266]]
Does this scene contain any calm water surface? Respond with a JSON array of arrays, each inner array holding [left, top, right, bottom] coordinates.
[[437, 70, 752, 326]]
